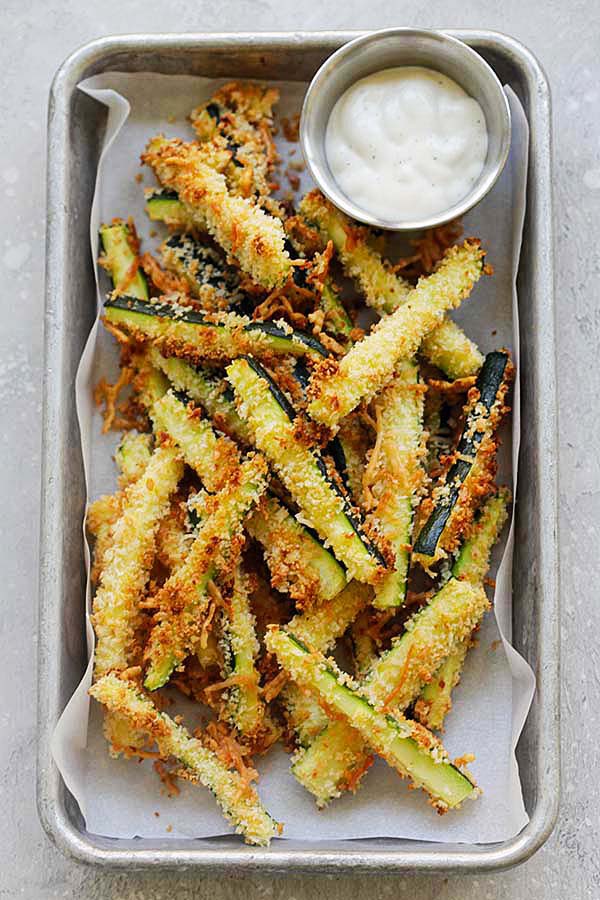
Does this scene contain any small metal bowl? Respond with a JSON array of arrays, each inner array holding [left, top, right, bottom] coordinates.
[[300, 28, 512, 231]]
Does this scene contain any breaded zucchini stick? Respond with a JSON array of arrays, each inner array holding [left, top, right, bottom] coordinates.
[[150, 388, 240, 493], [143, 136, 294, 290], [415, 489, 510, 731], [90, 673, 279, 845], [104, 295, 327, 366], [307, 240, 487, 428], [290, 577, 489, 804], [334, 414, 371, 507], [366, 361, 427, 609], [266, 628, 477, 812], [413, 351, 513, 565], [86, 492, 123, 585], [144, 453, 267, 690], [227, 356, 387, 584], [92, 443, 183, 678], [190, 82, 279, 201], [115, 432, 153, 486], [220, 564, 265, 737], [299, 191, 484, 379]]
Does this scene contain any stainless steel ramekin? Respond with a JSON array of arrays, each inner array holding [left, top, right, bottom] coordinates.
[[300, 28, 512, 231]]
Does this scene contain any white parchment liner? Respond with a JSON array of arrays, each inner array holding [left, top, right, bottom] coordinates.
[[51, 72, 535, 844]]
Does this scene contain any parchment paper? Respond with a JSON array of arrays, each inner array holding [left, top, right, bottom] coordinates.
[[51, 72, 535, 844]]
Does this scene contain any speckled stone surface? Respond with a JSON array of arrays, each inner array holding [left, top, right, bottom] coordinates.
[[1, 1, 598, 897]]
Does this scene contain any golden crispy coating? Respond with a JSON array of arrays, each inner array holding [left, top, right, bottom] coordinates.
[[143, 454, 268, 690], [190, 82, 279, 202], [267, 627, 476, 812], [90, 673, 279, 845], [92, 445, 183, 678], [307, 240, 487, 427], [143, 136, 294, 290], [299, 191, 484, 378]]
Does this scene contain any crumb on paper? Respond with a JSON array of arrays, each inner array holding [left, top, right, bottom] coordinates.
[[167, 114, 176, 124], [490, 639, 502, 652], [281, 114, 300, 142], [492, 329, 497, 336], [135, 172, 143, 184], [288, 160, 305, 172], [453, 753, 476, 768], [154, 811, 160, 818], [285, 168, 301, 191], [166, 824, 173, 833], [149, 228, 157, 238]]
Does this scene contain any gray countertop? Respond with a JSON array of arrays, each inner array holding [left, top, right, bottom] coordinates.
[[2, 1, 598, 897]]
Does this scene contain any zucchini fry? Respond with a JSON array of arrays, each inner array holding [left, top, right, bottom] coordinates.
[[415, 489, 510, 731], [155, 495, 192, 572], [143, 136, 294, 290], [335, 414, 371, 507], [266, 628, 477, 812], [104, 295, 327, 366], [89, 674, 279, 845], [220, 565, 265, 737], [190, 81, 279, 202], [420, 317, 484, 381], [227, 356, 387, 584], [99, 221, 149, 300], [306, 240, 487, 427], [87, 492, 124, 585], [299, 191, 484, 379], [92, 444, 183, 678], [143, 453, 268, 690], [291, 577, 488, 803], [366, 361, 427, 609], [88, 435, 153, 581], [115, 431, 153, 487], [413, 351, 513, 565], [150, 388, 240, 493]]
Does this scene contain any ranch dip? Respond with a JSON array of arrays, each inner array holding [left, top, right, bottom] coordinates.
[[325, 66, 488, 222]]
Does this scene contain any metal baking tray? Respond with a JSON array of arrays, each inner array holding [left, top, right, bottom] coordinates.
[[38, 29, 559, 873]]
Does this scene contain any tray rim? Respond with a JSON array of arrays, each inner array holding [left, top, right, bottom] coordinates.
[[38, 28, 559, 873]]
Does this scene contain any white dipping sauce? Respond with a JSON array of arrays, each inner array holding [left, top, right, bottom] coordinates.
[[325, 66, 488, 222]]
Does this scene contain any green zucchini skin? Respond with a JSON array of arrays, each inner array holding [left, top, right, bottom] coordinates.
[[145, 189, 195, 229], [413, 351, 510, 558], [99, 222, 149, 300], [103, 294, 328, 361]]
